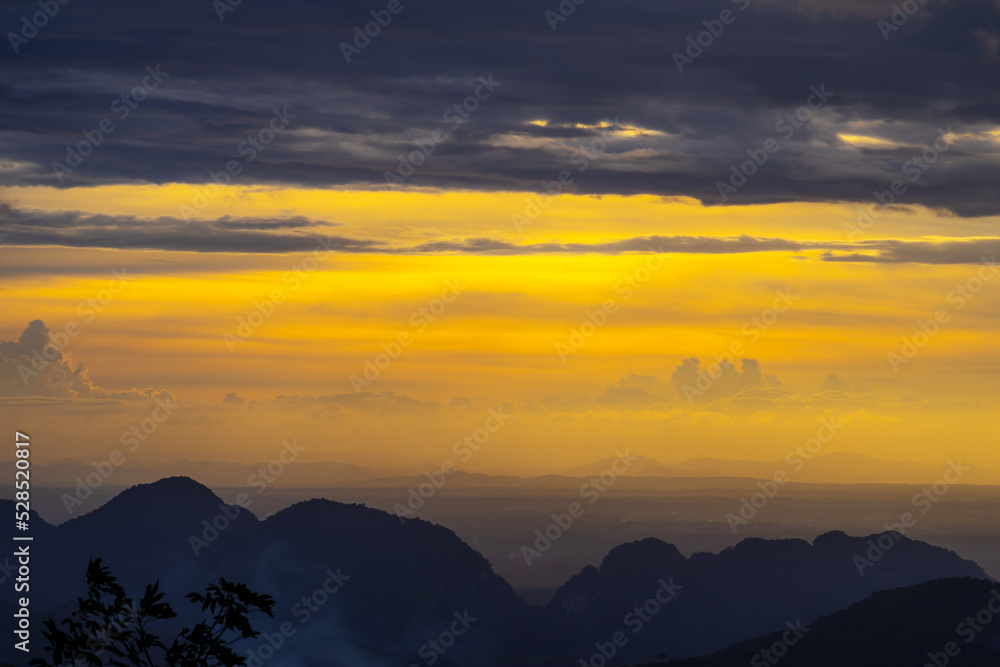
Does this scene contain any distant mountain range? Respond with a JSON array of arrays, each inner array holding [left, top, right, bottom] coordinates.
[[563, 452, 1000, 486], [541, 531, 989, 662], [8, 452, 999, 493], [1, 477, 995, 665]]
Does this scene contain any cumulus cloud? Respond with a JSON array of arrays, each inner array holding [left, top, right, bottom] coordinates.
[[670, 357, 772, 404], [822, 373, 851, 391], [222, 392, 246, 406], [659, 359, 978, 415], [0, 320, 170, 400], [449, 397, 476, 411]]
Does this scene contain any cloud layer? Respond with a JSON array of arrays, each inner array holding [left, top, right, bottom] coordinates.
[[2, 204, 998, 263], [0, 320, 170, 400], [1, 0, 998, 216]]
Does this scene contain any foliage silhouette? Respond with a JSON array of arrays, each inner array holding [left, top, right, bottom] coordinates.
[[30, 558, 274, 667]]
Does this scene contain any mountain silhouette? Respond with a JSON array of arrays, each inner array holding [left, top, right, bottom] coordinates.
[[0, 477, 991, 665], [1, 478, 549, 666], [660, 577, 1000, 666], [544, 530, 988, 661]]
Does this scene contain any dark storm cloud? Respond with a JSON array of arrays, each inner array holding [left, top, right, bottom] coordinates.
[[822, 238, 1000, 264], [1, 204, 998, 263], [1, 0, 999, 215], [0, 206, 382, 252]]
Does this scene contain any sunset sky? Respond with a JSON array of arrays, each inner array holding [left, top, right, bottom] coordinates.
[[1, 0, 999, 473]]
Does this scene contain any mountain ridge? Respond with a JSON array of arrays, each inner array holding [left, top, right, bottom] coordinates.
[[1, 476, 993, 665]]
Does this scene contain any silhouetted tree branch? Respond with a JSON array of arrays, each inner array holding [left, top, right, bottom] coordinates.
[[30, 559, 274, 667]]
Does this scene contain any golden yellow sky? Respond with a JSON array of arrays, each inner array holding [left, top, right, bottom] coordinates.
[[2, 186, 998, 471]]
